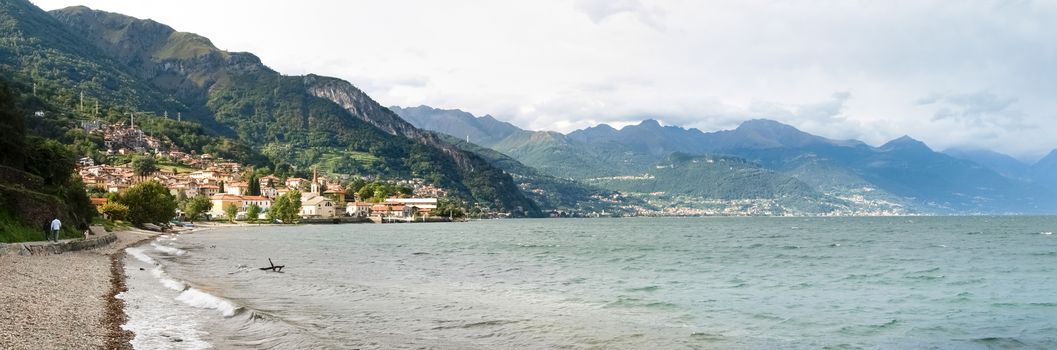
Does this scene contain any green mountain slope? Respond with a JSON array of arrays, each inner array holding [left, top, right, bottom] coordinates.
[[0, 1, 540, 216], [433, 133, 640, 215], [585, 153, 846, 215]]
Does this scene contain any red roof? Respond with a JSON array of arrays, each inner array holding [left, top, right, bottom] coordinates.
[[90, 198, 108, 205]]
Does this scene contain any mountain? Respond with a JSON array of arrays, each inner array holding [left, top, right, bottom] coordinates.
[[0, 1, 540, 216], [585, 153, 847, 215], [394, 105, 1057, 214], [392, 106, 615, 179], [389, 106, 522, 146], [943, 148, 1031, 180], [1031, 150, 1057, 191], [433, 134, 641, 215]]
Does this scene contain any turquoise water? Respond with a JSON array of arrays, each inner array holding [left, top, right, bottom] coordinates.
[[122, 217, 1057, 349]]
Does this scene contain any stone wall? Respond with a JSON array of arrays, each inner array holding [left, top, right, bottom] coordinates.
[[0, 233, 117, 256]]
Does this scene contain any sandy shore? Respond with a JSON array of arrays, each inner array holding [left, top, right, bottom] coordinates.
[[0, 229, 157, 350]]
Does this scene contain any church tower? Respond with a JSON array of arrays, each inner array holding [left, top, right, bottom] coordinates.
[[311, 168, 319, 194]]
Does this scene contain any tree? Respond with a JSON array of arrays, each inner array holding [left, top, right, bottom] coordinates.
[[218, 181, 226, 193], [224, 202, 238, 222], [181, 195, 211, 223], [246, 203, 261, 223], [266, 196, 283, 223], [98, 202, 129, 221], [247, 173, 261, 196], [267, 190, 301, 224], [131, 156, 158, 176], [430, 200, 466, 219], [116, 180, 176, 226]]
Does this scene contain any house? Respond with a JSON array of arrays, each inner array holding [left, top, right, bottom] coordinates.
[[241, 196, 272, 213], [345, 202, 373, 218], [189, 170, 216, 181], [371, 203, 409, 219], [89, 197, 108, 210], [383, 197, 438, 211], [209, 194, 244, 217], [300, 193, 336, 219], [259, 175, 280, 189], [285, 177, 306, 189], [224, 181, 248, 196], [198, 184, 220, 197]]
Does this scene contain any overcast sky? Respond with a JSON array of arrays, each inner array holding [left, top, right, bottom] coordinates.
[[31, 0, 1057, 160]]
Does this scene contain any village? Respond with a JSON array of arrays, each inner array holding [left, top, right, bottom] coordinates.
[[77, 121, 454, 224]]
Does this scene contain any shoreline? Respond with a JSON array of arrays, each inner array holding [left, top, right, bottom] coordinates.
[[103, 235, 153, 350], [0, 227, 171, 349]]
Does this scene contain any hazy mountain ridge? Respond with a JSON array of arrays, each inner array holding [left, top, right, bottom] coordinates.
[[393, 105, 1057, 214]]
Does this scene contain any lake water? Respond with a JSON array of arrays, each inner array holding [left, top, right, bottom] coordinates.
[[119, 217, 1057, 349]]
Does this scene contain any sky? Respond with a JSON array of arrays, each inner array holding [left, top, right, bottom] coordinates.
[[31, 0, 1057, 160]]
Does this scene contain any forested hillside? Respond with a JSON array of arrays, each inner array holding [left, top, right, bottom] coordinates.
[[0, 0, 542, 216]]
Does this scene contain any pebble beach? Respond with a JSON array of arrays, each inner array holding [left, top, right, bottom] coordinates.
[[0, 230, 156, 350]]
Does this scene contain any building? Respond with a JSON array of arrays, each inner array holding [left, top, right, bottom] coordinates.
[[285, 177, 306, 189], [345, 202, 373, 218], [224, 181, 248, 196], [209, 194, 244, 217], [241, 196, 272, 213], [383, 197, 438, 211], [300, 194, 336, 219], [371, 203, 408, 219]]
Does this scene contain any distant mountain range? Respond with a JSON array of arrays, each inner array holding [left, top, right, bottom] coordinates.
[[393, 105, 1057, 214], [0, 0, 542, 216]]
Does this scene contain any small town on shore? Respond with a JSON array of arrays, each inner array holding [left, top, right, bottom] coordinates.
[[79, 120, 464, 226]]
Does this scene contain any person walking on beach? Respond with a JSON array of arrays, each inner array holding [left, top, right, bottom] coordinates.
[[49, 217, 61, 242]]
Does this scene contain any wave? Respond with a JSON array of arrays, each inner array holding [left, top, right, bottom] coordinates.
[[625, 285, 661, 292], [839, 319, 900, 336], [126, 247, 157, 265], [151, 242, 188, 256], [147, 267, 189, 291], [175, 288, 241, 317]]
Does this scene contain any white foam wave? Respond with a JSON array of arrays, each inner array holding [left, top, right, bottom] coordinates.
[[1041, 232, 1053, 235], [146, 265, 188, 291], [160, 278, 188, 291], [151, 242, 188, 256], [125, 247, 156, 265], [176, 288, 239, 317]]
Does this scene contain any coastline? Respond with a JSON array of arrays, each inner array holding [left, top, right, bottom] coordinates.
[[0, 228, 159, 349]]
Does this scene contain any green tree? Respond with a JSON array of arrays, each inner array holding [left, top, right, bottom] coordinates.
[[246, 203, 261, 223], [247, 173, 261, 196], [23, 137, 76, 187], [116, 180, 176, 226], [131, 156, 158, 176], [181, 195, 211, 223], [218, 181, 226, 193], [430, 200, 466, 219], [266, 196, 284, 223], [98, 202, 129, 221], [267, 190, 301, 224], [223, 202, 238, 222]]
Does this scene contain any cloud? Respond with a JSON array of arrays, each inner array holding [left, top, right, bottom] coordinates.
[[26, 0, 1057, 158], [924, 91, 1029, 129], [574, 0, 666, 30]]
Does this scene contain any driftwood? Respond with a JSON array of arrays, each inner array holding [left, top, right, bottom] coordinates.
[[259, 258, 284, 272]]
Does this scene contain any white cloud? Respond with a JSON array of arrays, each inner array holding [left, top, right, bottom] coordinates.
[[28, 0, 1057, 158]]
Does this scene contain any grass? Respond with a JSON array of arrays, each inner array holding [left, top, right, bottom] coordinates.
[[156, 161, 197, 174], [0, 212, 44, 243]]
